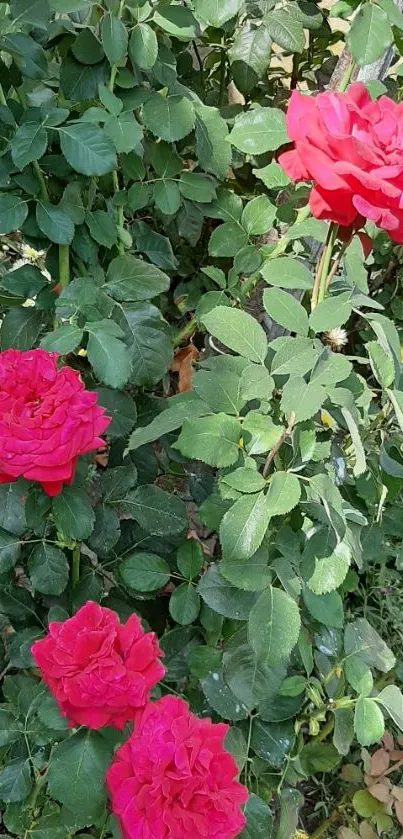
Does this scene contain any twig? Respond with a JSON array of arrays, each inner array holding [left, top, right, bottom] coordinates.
[[262, 412, 296, 478]]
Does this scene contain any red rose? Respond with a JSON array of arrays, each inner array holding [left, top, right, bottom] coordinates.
[[279, 84, 403, 241], [106, 695, 248, 839], [0, 348, 110, 496], [31, 601, 165, 729]]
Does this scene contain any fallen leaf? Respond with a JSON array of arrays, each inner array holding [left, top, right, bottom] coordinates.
[[392, 786, 403, 802], [396, 800, 403, 826], [359, 823, 377, 839], [371, 748, 390, 777], [367, 783, 392, 804], [171, 344, 199, 393], [383, 732, 395, 751]]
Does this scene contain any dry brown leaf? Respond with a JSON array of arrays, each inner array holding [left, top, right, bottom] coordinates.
[[359, 823, 377, 839], [390, 750, 403, 760], [171, 344, 199, 392], [396, 800, 403, 826], [371, 748, 390, 777], [338, 829, 360, 839], [383, 731, 395, 751], [367, 782, 392, 803], [392, 786, 403, 801]]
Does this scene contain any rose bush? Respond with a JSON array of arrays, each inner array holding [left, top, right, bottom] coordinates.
[[32, 601, 165, 729], [279, 83, 403, 241], [106, 695, 248, 839], [0, 349, 110, 496]]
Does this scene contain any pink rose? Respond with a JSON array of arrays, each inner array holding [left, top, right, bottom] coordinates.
[[0, 348, 110, 496], [279, 83, 403, 241], [106, 695, 248, 839], [31, 602, 165, 729]]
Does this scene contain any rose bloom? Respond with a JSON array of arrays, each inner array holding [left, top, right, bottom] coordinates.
[[106, 695, 248, 839], [0, 348, 110, 496], [31, 601, 165, 729], [279, 83, 403, 242]]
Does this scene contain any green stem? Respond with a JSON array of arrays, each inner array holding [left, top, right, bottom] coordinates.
[[315, 222, 339, 308], [113, 170, 124, 254], [173, 317, 197, 348], [338, 59, 356, 93], [32, 160, 49, 201], [218, 41, 227, 105], [71, 544, 80, 589], [58, 244, 70, 291], [0, 81, 7, 106]]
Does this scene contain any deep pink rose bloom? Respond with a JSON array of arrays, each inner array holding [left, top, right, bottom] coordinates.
[[279, 83, 403, 242], [31, 602, 165, 730], [0, 348, 110, 496], [106, 695, 248, 839]]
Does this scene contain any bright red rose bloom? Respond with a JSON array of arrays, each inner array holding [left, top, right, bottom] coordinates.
[[31, 601, 165, 730], [0, 348, 110, 496], [106, 695, 248, 839], [279, 83, 403, 242]]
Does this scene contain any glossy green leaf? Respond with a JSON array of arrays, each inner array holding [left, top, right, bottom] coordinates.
[[59, 124, 117, 176], [36, 201, 74, 245], [354, 697, 385, 746], [248, 585, 301, 663], [119, 552, 171, 591], [263, 288, 309, 336], [143, 93, 195, 141], [229, 108, 288, 154], [203, 306, 267, 363], [101, 13, 128, 65], [129, 23, 158, 69], [220, 491, 271, 562]]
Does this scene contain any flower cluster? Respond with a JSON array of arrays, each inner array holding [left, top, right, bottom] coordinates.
[[32, 604, 248, 838], [0, 349, 110, 496], [279, 83, 403, 242]]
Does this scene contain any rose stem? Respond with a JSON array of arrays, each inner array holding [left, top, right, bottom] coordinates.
[[71, 544, 80, 589], [312, 222, 339, 309], [109, 0, 125, 254]]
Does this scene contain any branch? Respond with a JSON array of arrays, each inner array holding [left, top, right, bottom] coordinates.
[[262, 412, 296, 478]]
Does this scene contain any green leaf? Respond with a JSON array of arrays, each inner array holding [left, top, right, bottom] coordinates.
[[281, 376, 325, 422], [208, 222, 248, 257], [117, 485, 187, 535], [239, 794, 273, 839], [0, 308, 41, 351], [48, 730, 112, 822], [220, 492, 271, 562], [179, 172, 217, 203], [28, 544, 69, 595], [11, 123, 47, 170], [229, 21, 272, 95], [10, 0, 50, 28], [248, 585, 301, 663], [193, 0, 243, 26], [154, 5, 199, 39], [175, 413, 240, 468], [59, 124, 117, 176], [36, 201, 74, 245], [376, 685, 403, 731], [101, 13, 128, 65], [169, 584, 200, 625], [129, 23, 158, 70], [198, 564, 259, 619], [2, 32, 47, 79], [153, 180, 181, 215], [151, 141, 183, 178], [202, 306, 267, 363], [127, 182, 152, 211], [133, 220, 178, 270], [241, 196, 276, 236], [201, 668, 249, 721], [263, 288, 309, 336], [299, 742, 340, 774], [106, 254, 170, 302], [344, 618, 395, 673], [72, 28, 104, 64], [143, 93, 195, 142], [87, 210, 117, 248], [0, 528, 20, 573], [264, 9, 305, 52], [253, 161, 290, 189], [0, 759, 31, 803], [307, 542, 351, 595], [193, 366, 245, 415], [240, 364, 274, 403], [310, 292, 352, 333], [341, 407, 366, 478], [366, 341, 394, 388], [177, 539, 204, 579], [353, 789, 385, 819], [251, 718, 295, 767], [99, 83, 122, 116], [89, 505, 120, 558], [195, 104, 232, 180], [189, 646, 222, 679], [0, 194, 28, 234], [221, 468, 266, 495], [276, 789, 303, 839], [345, 656, 373, 696], [104, 112, 143, 154], [223, 644, 274, 709], [354, 697, 384, 746], [41, 324, 83, 355], [229, 108, 288, 154], [260, 256, 313, 290], [86, 319, 132, 389], [53, 487, 95, 541], [387, 388, 403, 434], [377, 0, 403, 30], [242, 413, 283, 455], [349, 3, 392, 67], [119, 552, 171, 591], [0, 484, 27, 536], [266, 472, 301, 517], [333, 707, 354, 757], [124, 304, 173, 387], [96, 388, 137, 438], [60, 55, 107, 101], [221, 545, 271, 592], [127, 393, 207, 450], [302, 588, 343, 628]]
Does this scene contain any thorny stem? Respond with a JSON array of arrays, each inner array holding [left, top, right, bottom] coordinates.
[[262, 412, 296, 478], [71, 543, 81, 589]]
